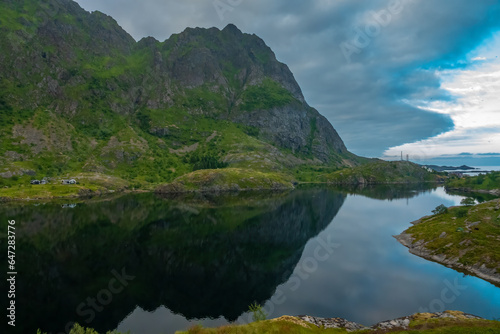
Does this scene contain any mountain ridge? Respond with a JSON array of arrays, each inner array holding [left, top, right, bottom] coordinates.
[[0, 0, 366, 192]]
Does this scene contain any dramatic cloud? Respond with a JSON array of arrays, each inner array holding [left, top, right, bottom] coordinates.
[[76, 0, 500, 160], [385, 34, 500, 162]]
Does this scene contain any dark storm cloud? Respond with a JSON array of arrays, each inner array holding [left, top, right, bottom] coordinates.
[[76, 0, 500, 157]]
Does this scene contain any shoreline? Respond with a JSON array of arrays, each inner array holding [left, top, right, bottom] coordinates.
[[395, 204, 500, 287], [0, 188, 150, 202], [1, 180, 446, 201], [445, 186, 500, 196], [395, 232, 500, 287], [296, 310, 485, 332], [171, 311, 498, 334]]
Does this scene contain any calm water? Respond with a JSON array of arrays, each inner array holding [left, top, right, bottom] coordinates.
[[1, 185, 499, 334]]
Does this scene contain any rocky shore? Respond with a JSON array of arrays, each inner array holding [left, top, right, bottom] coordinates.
[[280, 311, 484, 332], [395, 199, 500, 287], [395, 231, 500, 286]]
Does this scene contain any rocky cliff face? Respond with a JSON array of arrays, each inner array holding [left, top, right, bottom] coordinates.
[[0, 0, 360, 182]]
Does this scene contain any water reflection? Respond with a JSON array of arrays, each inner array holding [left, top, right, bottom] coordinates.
[[1, 185, 498, 334], [0, 188, 345, 334], [327, 183, 438, 201]]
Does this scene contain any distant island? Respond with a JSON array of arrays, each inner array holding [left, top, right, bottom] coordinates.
[[422, 165, 477, 172]]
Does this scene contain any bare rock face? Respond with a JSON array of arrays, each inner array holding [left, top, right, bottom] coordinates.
[[154, 23, 348, 161]]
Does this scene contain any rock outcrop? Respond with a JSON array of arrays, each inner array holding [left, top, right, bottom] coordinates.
[[298, 311, 484, 332]]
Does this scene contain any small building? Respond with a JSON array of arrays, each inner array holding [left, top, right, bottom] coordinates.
[[62, 179, 77, 185], [421, 166, 434, 173], [30, 180, 41, 185]]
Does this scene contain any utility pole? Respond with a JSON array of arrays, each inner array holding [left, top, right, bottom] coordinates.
[[407, 154, 409, 162], [401, 151, 403, 161]]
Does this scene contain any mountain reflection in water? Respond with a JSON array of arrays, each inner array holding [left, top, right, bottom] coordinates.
[[1, 187, 351, 334]]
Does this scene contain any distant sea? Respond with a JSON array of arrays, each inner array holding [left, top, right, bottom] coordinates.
[[471, 166, 500, 171], [444, 165, 500, 175]]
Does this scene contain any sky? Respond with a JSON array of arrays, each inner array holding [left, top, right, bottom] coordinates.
[[75, 0, 500, 165]]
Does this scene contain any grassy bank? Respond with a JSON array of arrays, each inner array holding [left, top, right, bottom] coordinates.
[[0, 173, 132, 200], [396, 199, 500, 285], [155, 168, 295, 193]]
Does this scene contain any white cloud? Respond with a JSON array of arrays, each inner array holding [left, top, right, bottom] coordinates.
[[384, 35, 500, 161]]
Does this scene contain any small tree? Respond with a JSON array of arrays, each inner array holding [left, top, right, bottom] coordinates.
[[460, 197, 475, 206], [432, 204, 448, 215], [248, 302, 267, 322]]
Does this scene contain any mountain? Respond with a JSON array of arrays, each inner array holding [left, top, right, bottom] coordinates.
[[0, 0, 365, 190]]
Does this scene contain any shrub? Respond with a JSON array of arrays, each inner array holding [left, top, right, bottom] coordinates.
[[460, 197, 476, 206], [432, 204, 448, 215], [189, 151, 228, 171], [248, 302, 267, 322]]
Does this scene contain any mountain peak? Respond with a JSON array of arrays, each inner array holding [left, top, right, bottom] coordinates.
[[222, 23, 242, 34]]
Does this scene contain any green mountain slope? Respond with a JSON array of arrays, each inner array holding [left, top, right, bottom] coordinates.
[[0, 0, 365, 192]]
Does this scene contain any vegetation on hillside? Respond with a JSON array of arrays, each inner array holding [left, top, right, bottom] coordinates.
[[155, 168, 294, 193], [324, 160, 443, 185], [446, 171, 500, 192], [400, 199, 500, 281], [240, 78, 295, 111]]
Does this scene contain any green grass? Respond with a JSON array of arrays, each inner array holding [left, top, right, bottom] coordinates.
[[0, 173, 130, 200], [156, 168, 294, 193], [240, 78, 295, 111], [404, 199, 500, 273], [0, 184, 93, 199], [446, 172, 500, 191]]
